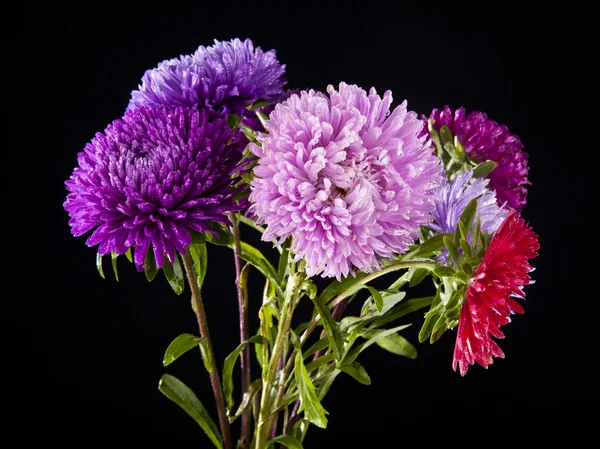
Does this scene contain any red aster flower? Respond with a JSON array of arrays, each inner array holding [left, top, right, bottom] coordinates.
[[452, 210, 540, 376]]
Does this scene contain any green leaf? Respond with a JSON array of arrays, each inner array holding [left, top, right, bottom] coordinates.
[[418, 309, 440, 343], [366, 291, 407, 317], [433, 266, 455, 278], [339, 362, 371, 385], [206, 222, 235, 246], [304, 353, 335, 373], [303, 337, 329, 359], [344, 324, 412, 365], [443, 236, 460, 265], [368, 296, 433, 329], [266, 435, 304, 449], [455, 138, 466, 161], [308, 295, 345, 361], [317, 273, 366, 305], [375, 333, 417, 359], [222, 335, 263, 411], [144, 248, 159, 282], [459, 238, 472, 259], [162, 254, 185, 295], [158, 374, 223, 449], [459, 198, 478, 234], [404, 233, 448, 259], [96, 253, 105, 279], [198, 338, 214, 374], [246, 99, 274, 111], [238, 242, 284, 299], [294, 351, 328, 428], [228, 378, 262, 423], [111, 252, 120, 281], [189, 242, 208, 291], [163, 333, 202, 367], [472, 160, 498, 179], [408, 268, 430, 287]]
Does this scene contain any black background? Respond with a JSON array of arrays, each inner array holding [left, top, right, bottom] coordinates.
[[18, 2, 594, 447]]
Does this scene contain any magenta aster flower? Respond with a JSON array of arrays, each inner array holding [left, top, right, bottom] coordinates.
[[423, 106, 529, 211], [249, 82, 443, 279], [453, 210, 539, 376], [64, 105, 248, 271], [128, 38, 287, 119]]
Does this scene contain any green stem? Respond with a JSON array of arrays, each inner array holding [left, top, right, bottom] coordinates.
[[255, 273, 304, 449], [227, 212, 252, 447], [181, 250, 233, 449]]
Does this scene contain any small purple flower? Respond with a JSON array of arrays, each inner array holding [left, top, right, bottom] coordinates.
[[64, 106, 248, 270], [422, 106, 529, 211], [429, 170, 508, 263], [249, 82, 443, 279], [128, 38, 287, 119]]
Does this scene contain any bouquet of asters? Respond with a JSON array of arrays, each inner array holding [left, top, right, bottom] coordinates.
[[63, 37, 539, 449]]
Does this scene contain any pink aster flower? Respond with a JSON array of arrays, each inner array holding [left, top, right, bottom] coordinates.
[[423, 106, 529, 211], [453, 210, 540, 376], [249, 82, 443, 279]]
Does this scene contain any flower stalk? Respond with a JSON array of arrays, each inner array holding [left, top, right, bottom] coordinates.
[[181, 250, 233, 449], [228, 212, 252, 446]]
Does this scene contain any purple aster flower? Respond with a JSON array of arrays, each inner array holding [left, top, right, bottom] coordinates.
[[249, 82, 443, 280], [128, 38, 287, 119], [422, 106, 529, 211], [64, 105, 248, 271], [429, 170, 509, 263]]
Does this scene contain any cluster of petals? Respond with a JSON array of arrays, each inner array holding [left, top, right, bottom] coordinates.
[[249, 82, 443, 279]]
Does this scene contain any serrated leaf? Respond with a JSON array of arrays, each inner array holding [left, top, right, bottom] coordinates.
[[158, 374, 223, 449], [472, 160, 498, 178], [163, 333, 202, 366], [308, 295, 345, 361], [443, 236, 460, 265], [339, 362, 371, 385], [222, 335, 263, 411], [294, 351, 328, 428], [162, 254, 185, 295], [96, 253, 105, 279], [189, 242, 208, 291], [375, 333, 417, 359], [266, 435, 304, 449]]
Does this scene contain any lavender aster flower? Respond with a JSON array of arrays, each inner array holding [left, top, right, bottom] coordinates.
[[423, 106, 529, 210], [429, 170, 509, 263], [249, 82, 443, 279], [128, 38, 287, 118], [64, 105, 248, 271]]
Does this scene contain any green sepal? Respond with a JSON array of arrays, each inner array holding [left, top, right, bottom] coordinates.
[[96, 253, 105, 279], [472, 160, 498, 178], [162, 254, 185, 295], [443, 236, 460, 265], [144, 248, 159, 282]]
